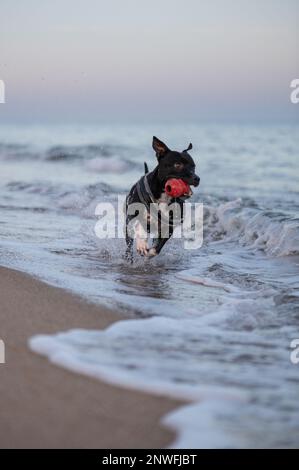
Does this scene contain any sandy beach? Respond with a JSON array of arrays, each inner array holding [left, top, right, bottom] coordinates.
[[0, 266, 183, 448]]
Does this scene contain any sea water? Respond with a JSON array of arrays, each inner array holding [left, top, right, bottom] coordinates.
[[0, 123, 298, 447]]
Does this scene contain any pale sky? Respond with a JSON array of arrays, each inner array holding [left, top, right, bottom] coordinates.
[[0, 0, 298, 122]]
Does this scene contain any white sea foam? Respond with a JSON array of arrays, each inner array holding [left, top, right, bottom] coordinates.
[[29, 283, 299, 448], [164, 400, 247, 449], [29, 315, 250, 449]]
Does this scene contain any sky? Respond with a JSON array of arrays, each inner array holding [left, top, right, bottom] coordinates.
[[0, 0, 298, 123]]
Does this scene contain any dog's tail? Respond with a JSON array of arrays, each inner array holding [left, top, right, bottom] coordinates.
[[144, 162, 149, 174]]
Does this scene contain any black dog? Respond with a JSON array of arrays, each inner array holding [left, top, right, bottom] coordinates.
[[125, 136, 200, 260]]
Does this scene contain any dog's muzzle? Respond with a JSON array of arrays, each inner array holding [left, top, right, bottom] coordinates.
[[192, 175, 200, 187]]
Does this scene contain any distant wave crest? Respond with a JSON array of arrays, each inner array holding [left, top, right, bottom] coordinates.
[[0, 141, 140, 173]]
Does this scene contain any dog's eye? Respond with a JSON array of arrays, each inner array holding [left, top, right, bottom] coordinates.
[[174, 162, 184, 170]]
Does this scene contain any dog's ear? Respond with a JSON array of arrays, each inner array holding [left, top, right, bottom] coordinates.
[[183, 143, 193, 153], [152, 136, 170, 160]]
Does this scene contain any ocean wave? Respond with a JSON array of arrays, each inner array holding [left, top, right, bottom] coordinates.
[[203, 199, 299, 257], [0, 143, 39, 160], [45, 143, 140, 173], [5, 178, 299, 256], [85, 157, 135, 173], [45, 143, 137, 160], [28, 293, 298, 448], [5, 180, 117, 218], [0, 141, 141, 174], [6, 180, 114, 195], [6, 180, 63, 195]]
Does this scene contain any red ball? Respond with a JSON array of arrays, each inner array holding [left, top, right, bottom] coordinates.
[[165, 178, 191, 198]]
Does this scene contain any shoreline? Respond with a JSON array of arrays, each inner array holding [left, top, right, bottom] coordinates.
[[0, 266, 183, 448]]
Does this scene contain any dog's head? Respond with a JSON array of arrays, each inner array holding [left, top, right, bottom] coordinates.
[[152, 136, 200, 187]]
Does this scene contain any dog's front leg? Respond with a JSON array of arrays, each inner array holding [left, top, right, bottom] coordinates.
[[135, 221, 149, 256], [124, 215, 135, 262], [150, 224, 174, 256]]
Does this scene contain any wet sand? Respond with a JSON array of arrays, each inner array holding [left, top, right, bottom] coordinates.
[[0, 266, 183, 448]]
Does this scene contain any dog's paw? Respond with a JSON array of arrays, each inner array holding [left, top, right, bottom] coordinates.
[[147, 247, 157, 258], [123, 250, 133, 263], [136, 238, 149, 256]]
